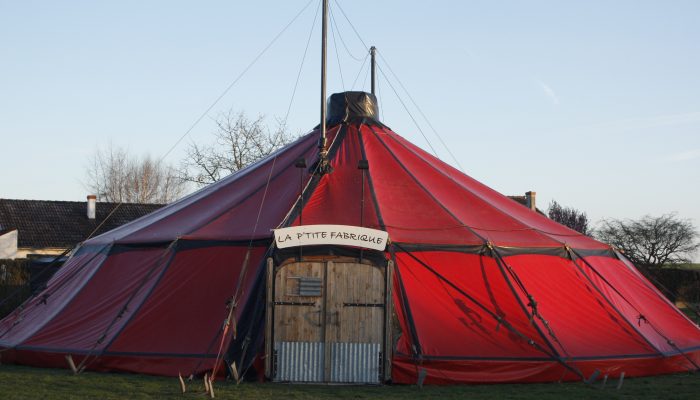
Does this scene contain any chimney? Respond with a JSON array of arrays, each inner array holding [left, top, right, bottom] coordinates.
[[87, 195, 97, 219], [525, 191, 536, 211]]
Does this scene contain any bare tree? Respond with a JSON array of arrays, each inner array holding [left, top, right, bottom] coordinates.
[[85, 143, 186, 204], [547, 200, 590, 235], [181, 110, 295, 186], [596, 213, 700, 268]]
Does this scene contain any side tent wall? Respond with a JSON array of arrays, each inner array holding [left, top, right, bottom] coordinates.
[[1, 242, 269, 377], [390, 249, 700, 384]]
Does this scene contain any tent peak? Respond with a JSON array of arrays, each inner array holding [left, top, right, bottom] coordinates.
[[326, 91, 380, 126]]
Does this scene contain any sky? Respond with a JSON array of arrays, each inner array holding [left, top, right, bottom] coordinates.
[[1, 0, 699, 236]]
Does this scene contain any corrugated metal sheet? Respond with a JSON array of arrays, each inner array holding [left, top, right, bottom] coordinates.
[[274, 341, 323, 382], [274, 341, 381, 383], [330, 342, 381, 384]]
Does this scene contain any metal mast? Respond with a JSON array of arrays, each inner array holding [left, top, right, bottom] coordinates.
[[370, 46, 376, 95], [318, 0, 330, 173]]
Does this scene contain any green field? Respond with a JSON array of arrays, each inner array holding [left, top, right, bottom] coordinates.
[[0, 364, 699, 400]]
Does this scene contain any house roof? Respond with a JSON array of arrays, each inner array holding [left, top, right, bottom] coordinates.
[[0, 199, 163, 249]]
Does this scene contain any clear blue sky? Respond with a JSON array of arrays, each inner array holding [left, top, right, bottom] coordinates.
[[2, 1, 699, 236]]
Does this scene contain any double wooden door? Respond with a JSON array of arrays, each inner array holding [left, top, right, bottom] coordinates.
[[265, 258, 392, 383]]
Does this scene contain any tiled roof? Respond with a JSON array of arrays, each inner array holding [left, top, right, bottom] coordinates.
[[0, 199, 163, 249]]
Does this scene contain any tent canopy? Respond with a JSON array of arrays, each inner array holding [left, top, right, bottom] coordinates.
[[1, 91, 699, 383]]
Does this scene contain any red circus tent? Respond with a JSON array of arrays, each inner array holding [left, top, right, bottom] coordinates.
[[1, 91, 699, 384]]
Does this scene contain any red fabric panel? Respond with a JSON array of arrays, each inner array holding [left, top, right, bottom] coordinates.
[[189, 149, 313, 240], [361, 126, 482, 245], [392, 264, 414, 357], [376, 129, 559, 247], [0, 246, 108, 346], [87, 129, 326, 244], [107, 245, 265, 356], [583, 256, 700, 352], [395, 251, 549, 358], [23, 247, 170, 351], [382, 128, 606, 250], [392, 348, 700, 384], [294, 125, 380, 229], [503, 255, 655, 357]]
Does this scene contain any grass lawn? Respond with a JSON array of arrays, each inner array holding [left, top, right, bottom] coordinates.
[[0, 364, 699, 400]]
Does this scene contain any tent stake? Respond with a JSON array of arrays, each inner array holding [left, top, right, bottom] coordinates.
[[617, 372, 625, 390], [65, 355, 78, 374], [178, 372, 186, 393]]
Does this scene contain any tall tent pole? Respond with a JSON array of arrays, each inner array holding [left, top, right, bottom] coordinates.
[[370, 46, 377, 95], [318, 0, 329, 168]]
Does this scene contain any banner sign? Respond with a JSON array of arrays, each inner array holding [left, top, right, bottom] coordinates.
[[274, 224, 389, 251]]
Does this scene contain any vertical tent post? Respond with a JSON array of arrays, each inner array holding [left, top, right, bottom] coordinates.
[[318, 0, 329, 168], [370, 46, 377, 95]]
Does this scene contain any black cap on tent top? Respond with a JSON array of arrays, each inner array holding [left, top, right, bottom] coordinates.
[[326, 91, 380, 126]]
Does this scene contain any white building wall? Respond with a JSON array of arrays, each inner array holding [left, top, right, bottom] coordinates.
[[0, 230, 18, 259]]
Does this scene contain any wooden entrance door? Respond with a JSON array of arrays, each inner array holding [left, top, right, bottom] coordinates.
[[266, 258, 392, 383]]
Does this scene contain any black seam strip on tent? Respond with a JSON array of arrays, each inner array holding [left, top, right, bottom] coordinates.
[[107, 242, 172, 253], [394, 344, 700, 361], [366, 125, 486, 243], [566, 249, 665, 356], [368, 126, 576, 371], [359, 125, 423, 358], [101, 241, 181, 354], [614, 250, 700, 322], [175, 238, 272, 250], [225, 245, 277, 378], [382, 131, 586, 247], [491, 248, 571, 359], [0, 244, 113, 342], [569, 248, 699, 370], [101, 132, 318, 242], [76, 240, 181, 371], [278, 124, 348, 228], [186, 247, 266, 377], [488, 248, 566, 360], [393, 243, 585, 379], [576, 251, 700, 371], [11, 345, 219, 358], [358, 126, 386, 230], [185, 135, 320, 236], [378, 127, 649, 369], [388, 244, 423, 358], [385, 130, 568, 245], [105, 351, 218, 358], [391, 243, 618, 259]]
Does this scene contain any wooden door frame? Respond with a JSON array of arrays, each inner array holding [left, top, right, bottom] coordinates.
[[265, 255, 393, 383]]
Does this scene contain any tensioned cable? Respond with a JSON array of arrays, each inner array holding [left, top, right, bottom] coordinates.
[[376, 64, 439, 157], [377, 71, 385, 121], [377, 51, 465, 172], [158, 0, 316, 163], [329, 2, 441, 157], [81, 0, 315, 252], [283, 0, 322, 126], [394, 243, 585, 380], [328, 8, 346, 91], [332, 0, 369, 50], [329, 2, 365, 62], [351, 52, 369, 89], [332, 0, 464, 170]]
